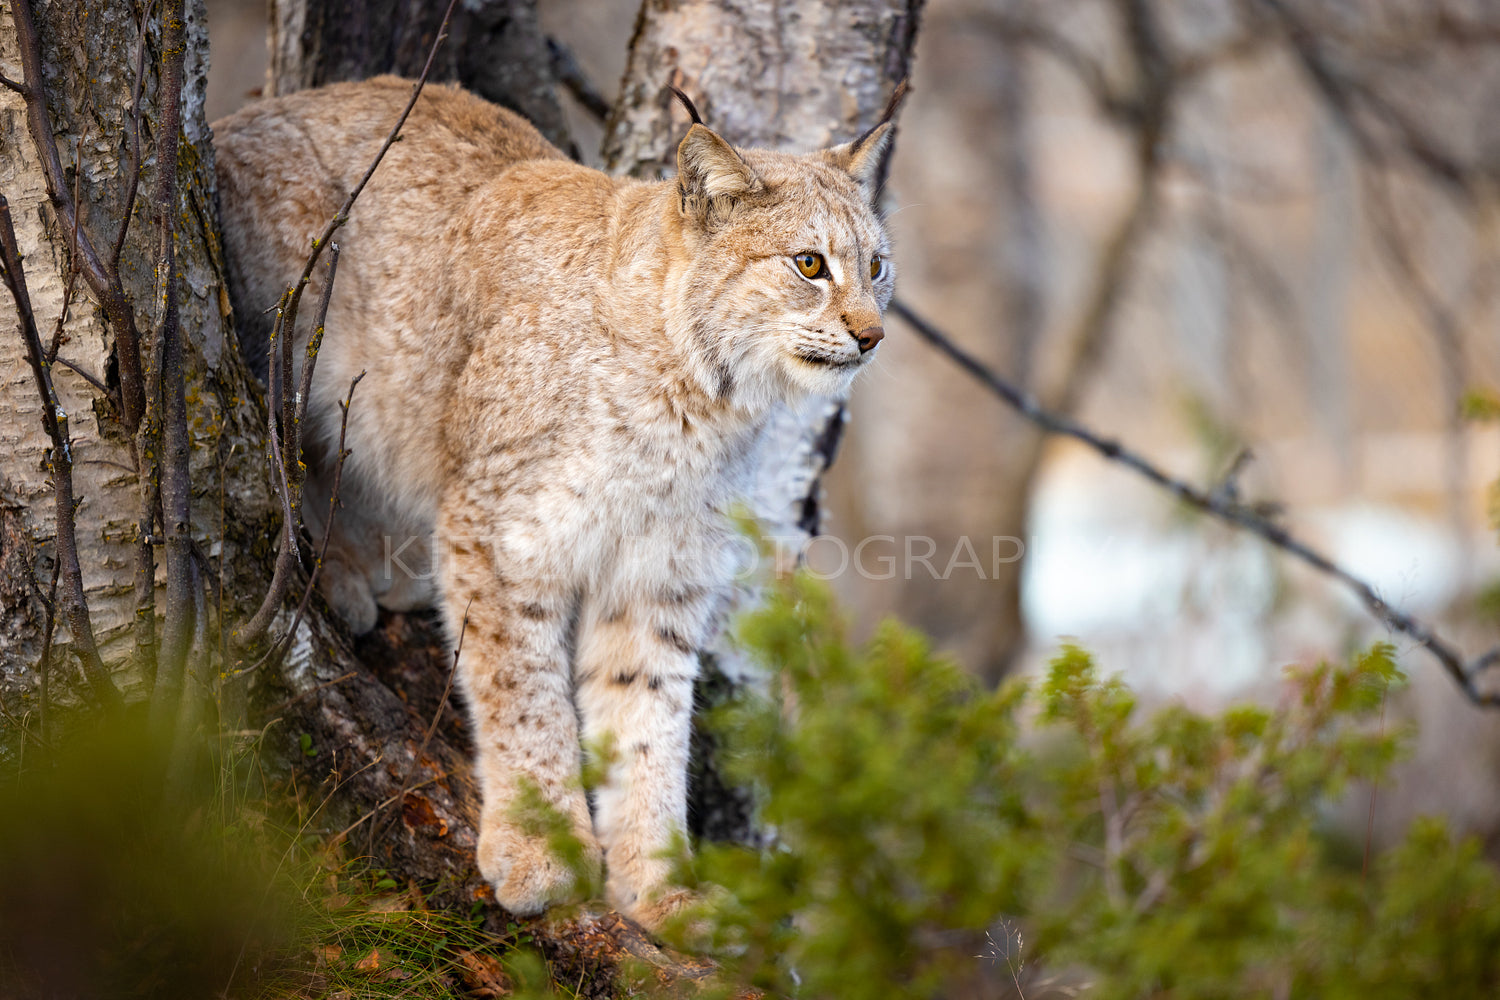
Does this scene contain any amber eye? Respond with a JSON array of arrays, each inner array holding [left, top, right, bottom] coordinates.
[[794, 252, 826, 279], [870, 255, 884, 280]]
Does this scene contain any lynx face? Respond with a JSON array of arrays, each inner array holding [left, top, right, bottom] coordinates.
[[671, 124, 896, 407]]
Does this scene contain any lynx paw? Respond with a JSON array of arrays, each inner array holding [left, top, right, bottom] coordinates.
[[320, 558, 379, 635], [625, 887, 700, 932], [623, 885, 728, 949], [478, 821, 602, 917]]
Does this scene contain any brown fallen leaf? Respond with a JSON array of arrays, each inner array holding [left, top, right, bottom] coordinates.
[[401, 792, 449, 837], [456, 949, 511, 998], [353, 948, 388, 973], [367, 890, 414, 914], [322, 892, 352, 912]]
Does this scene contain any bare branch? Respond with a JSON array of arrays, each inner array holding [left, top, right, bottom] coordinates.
[[960, 8, 1128, 121], [45, 130, 86, 364], [889, 298, 1500, 709], [273, 0, 461, 360], [1037, 0, 1172, 416], [150, 0, 196, 728], [256, 367, 362, 676], [111, 0, 156, 271], [53, 355, 117, 402], [296, 245, 341, 429], [1043, 166, 1158, 414], [235, 295, 299, 649], [1254, 0, 1473, 199], [0, 194, 122, 711], [548, 37, 612, 123]]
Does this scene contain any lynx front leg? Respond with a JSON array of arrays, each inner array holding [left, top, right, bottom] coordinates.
[[439, 506, 601, 916], [574, 588, 713, 929]]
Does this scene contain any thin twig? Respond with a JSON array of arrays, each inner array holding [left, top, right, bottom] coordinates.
[[0, 195, 121, 710], [889, 298, 1500, 708], [52, 356, 116, 402], [271, 0, 460, 367], [234, 294, 297, 649], [0, 692, 52, 752], [248, 367, 363, 676], [1042, 165, 1157, 414], [45, 122, 86, 364], [1255, 0, 1472, 199], [294, 245, 341, 431], [111, 0, 155, 271], [334, 771, 454, 844]]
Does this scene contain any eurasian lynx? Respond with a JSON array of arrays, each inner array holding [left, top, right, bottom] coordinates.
[[213, 76, 895, 930]]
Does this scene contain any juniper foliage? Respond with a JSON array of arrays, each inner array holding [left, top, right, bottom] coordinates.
[[670, 573, 1500, 999]]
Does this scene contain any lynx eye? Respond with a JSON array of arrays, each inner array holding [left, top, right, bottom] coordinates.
[[870, 255, 884, 280], [793, 252, 826, 279]]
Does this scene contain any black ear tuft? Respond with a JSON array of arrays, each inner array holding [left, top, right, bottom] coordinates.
[[851, 77, 909, 155], [668, 84, 704, 125]]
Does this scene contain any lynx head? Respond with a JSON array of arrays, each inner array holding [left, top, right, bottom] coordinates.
[[667, 85, 903, 408]]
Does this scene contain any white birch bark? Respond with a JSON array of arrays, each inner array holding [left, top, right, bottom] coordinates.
[[0, 0, 274, 704]]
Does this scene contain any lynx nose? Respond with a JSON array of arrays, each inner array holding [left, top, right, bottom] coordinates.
[[855, 326, 884, 353]]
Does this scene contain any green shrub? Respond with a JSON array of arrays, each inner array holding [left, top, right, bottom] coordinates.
[[676, 573, 1500, 999]]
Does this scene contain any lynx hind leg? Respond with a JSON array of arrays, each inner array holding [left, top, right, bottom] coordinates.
[[301, 459, 439, 633], [439, 508, 602, 915], [320, 551, 380, 635], [574, 585, 716, 930], [301, 470, 381, 634]]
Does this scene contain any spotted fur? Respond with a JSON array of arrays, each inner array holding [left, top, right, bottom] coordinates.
[[213, 76, 894, 930]]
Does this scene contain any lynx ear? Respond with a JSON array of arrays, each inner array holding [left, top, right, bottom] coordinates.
[[826, 122, 894, 189], [677, 123, 762, 203], [826, 79, 909, 195]]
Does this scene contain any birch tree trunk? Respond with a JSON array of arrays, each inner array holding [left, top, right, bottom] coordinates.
[[0, 0, 275, 720]]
